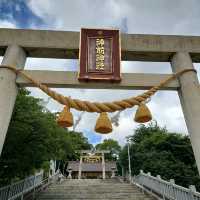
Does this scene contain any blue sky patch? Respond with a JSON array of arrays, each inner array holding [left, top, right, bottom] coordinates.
[[0, 0, 45, 28], [83, 130, 102, 145]]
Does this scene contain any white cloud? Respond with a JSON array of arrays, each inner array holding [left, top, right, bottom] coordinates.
[[27, 0, 200, 34], [0, 20, 16, 29], [25, 58, 78, 71], [149, 91, 187, 134], [27, 0, 52, 18], [27, 0, 129, 31]]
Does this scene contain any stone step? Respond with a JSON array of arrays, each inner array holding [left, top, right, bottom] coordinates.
[[46, 189, 140, 193], [36, 179, 154, 200], [49, 184, 136, 188], [62, 180, 122, 184], [38, 198, 152, 200], [52, 182, 132, 184], [59, 182, 126, 186], [38, 195, 152, 200], [46, 190, 142, 193], [48, 186, 137, 189], [53, 184, 133, 188], [46, 188, 140, 192], [38, 193, 152, 200], [47, 187, 139, 192]]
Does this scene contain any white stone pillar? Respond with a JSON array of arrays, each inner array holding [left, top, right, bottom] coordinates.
[[0, 45, 26, 155], [171, 52, 200, 174], [68, 169, 72, 179], [78, 156, 82, 179], [111, 167, 115, 178], [102, 153, 106, 179]]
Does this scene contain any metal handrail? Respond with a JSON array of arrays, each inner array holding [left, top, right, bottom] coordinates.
[[0, 172, 43, 200], [0, 171, 60, 200], [132, 170, 200, 200]]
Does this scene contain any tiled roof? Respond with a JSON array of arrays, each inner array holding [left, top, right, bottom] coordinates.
[[67, 161, 117, 172]]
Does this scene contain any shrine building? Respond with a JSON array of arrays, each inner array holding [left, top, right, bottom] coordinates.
[[67, 150, 117, 179]]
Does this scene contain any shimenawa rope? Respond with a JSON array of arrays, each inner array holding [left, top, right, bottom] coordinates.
[[0, 65, 196, 113]]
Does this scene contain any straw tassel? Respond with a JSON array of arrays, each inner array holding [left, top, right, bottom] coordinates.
[[134, 103, 152, 123], [95, 112, 113, 134], [57, 106, 73, 127]]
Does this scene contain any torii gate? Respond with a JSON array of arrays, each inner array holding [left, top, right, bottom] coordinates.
[[78, 150, 110, 179], [0, 28, 200, 174]]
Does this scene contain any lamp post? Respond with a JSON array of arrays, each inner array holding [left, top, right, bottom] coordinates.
[[127, 139, 132, 182]]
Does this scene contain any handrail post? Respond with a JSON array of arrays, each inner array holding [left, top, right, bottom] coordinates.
[[157, 175, 165, 200], [8, 182, 14, 200], [169, 179, 175, 200], [139, 170, 144, 193], [20, 179, 25, 200], [32, 174, 36, 200], [6, 185, 11, 200], [156, 175, 161, 197], [147, 172, 151, 192], [189, 185, 196, 200]]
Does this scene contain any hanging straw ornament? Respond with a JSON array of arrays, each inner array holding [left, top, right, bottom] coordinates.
[[57, 106, 74, 127], [134, 102, 152, 123], [95, 112, 113, 134]]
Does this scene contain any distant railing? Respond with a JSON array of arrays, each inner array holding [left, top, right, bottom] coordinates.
[[132, 170, 200, 200], [0, 171, 60, 200]]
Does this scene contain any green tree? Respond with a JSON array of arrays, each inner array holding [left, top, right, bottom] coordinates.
[[0, 89, 91, 186], [96, 139, 121, 160], [119, 122, 200, 190]]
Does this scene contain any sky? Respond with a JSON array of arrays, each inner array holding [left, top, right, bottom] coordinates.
[[0, 0, 200, 146]]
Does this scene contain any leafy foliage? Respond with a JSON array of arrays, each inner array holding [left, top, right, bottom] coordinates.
[[119, 122, 200, 190], [96, 139, 121, 160], [0, 89, 91, 186]]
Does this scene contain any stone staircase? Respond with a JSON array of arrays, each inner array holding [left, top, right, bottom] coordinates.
[[36, 179, 154, 200]]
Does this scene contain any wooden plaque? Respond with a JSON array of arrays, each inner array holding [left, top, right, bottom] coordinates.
[[78, 28, 121, 82]]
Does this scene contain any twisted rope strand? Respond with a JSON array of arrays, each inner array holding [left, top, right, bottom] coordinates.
[[0, 65, 196, 113]]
